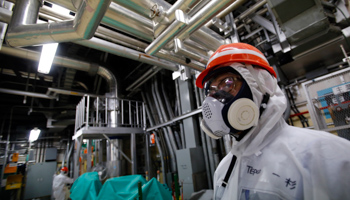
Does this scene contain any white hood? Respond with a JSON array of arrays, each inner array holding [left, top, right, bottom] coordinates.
[[229, 63, 287, 156]]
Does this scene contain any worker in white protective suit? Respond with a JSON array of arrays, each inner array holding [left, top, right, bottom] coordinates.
[[195, 43, 350, 200], [52, 167, 74, 200]]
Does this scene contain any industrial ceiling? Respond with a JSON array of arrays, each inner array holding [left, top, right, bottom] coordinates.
[[0, 0, 349, 142]]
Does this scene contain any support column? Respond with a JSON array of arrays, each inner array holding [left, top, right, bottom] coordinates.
[[131, 133, 137, 174], [175, 67, 207, 199]]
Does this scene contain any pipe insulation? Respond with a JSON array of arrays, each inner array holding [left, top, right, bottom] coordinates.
[[6, 0, 112, 47]]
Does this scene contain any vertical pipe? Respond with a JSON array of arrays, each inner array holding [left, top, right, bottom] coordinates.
[[121, 100, 124, 124], [131, 133, 136, 174], [75, 104, 78, 131], [136, 101, 139, 127], [66, 142, 74, 172], [151, 82, 177, 172], [99, 140, 104, 164], [87, 139, 92, 172], [145, 132, 151, 178], [105, 98, 108, 126], [82, 97, 85, 127], [96, 97, 99, 125], [175, 79, 182, 116], [198, 117, 212, 189], [161, 78, 174, 119], [143, 103, 146, 128], [8, 0, 40, 29], [62, 141, 69, 168], [0, 129, 10, 183], [129, 102, 132, 126], [154, 79, 178, 151], [86, 96, 90, 127], [106, 140, 111, 163], [74, 136, 83, 179]]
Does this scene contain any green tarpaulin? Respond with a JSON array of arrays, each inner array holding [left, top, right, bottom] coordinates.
[[70, 172, 102, 200], [97, 175, 172, 200]]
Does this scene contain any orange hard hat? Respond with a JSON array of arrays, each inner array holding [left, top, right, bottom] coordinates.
[[196, 43, 276, 88], [61, 166, 68, 172]]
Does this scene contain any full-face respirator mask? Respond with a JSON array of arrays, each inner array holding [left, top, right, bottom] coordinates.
[[200, 67, 260, 140]]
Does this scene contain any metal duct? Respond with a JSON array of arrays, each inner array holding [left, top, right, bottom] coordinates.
[[146, 9, 188, 55], [0, 4, 11, 23], [74, 37, 179, 71], [0, 46, 119, 97], [102, 2, 154, 42], [153, 0, 201, 37], [146, 0, 235, 55], [176, 0, 235, 40], [6, 0, 112, 47], [0, 88, 56, 99], [234, 0, 267, 23], [112, 0, 171, 18], [205, 0, 249, 27]]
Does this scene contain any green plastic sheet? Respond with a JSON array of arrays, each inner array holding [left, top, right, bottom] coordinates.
[[70, 172, 102, 200], [129, 177, 172, 200], [97, 175, 147, 200], [97, 175, 172, 200]]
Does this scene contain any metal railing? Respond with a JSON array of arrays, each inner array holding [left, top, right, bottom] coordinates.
[[75, 95, 146, 133]]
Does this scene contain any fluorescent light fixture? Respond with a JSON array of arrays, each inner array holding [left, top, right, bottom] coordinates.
[[29, 127, 41, 142], [52, 4, 71, 15], [38, 43, 58, 74]]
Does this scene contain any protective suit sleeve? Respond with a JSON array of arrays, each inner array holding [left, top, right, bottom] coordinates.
[[63, 176, 74, 184], [301, 135, 350, 200]]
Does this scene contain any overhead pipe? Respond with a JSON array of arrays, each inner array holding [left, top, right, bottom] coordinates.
[[35, 6, 204, 71], [145, 9, 188, 55], [112, 0, 223, 51], [4, 1, 203, 71], [6, 0, 112, 47], [234, 0, 267, 23], [0, 88, 56, 99], [0, 46, 119, 97], [174, 38, 209, 64], [189, 27, 225, 51], [155, 50, 204, 71], [0, 5, 11, 23], [175, 0, 236, 40], [153, 0, 201, 37], [187, 0, 210, 16], [126, 66, 161, 91], [205, 0, 248, 27], [146, 0, 235, 55], [112, 0, 171, 19], [96, 26, 148, 51], [74, 37, 179, 71], [42, 1, 154, 43], [38, 6, 151, 53], [236, 7, 268, 30], [102, 2, 154, 42]]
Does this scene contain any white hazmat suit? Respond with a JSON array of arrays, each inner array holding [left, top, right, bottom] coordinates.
[[52, 172, 74, 200], [213, 64, 350, 200]]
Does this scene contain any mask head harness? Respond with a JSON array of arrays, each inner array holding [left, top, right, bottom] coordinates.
[[197, 43, 275, 140], [200, 66, 269, 140]]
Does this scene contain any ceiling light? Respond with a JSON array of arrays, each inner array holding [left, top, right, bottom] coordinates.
[[52, 4, 71, 15], [38, 43, 58, 74], [29, 127, 41, 142]]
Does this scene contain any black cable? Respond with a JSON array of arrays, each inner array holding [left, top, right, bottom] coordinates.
[[287, 88, 310, 127], [286, 88, 306, 127]]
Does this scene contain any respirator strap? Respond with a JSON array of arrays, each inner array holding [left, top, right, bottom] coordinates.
[[221, 155, 237, 187], [259, 93, 270, 118]]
